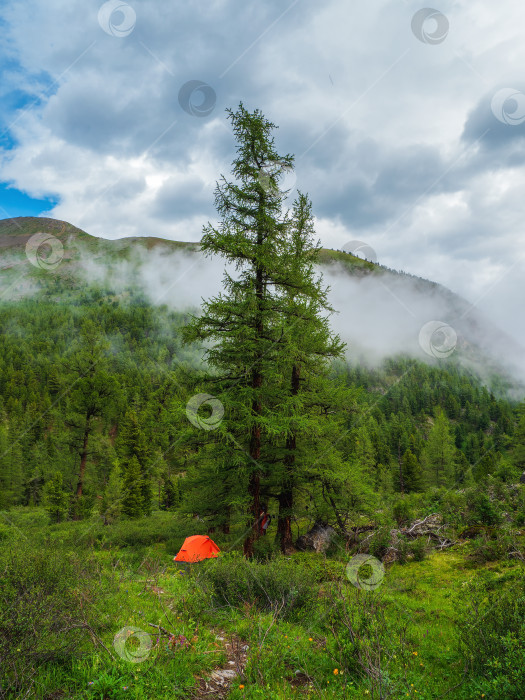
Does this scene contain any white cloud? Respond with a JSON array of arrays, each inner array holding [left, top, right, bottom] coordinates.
[[2, 0, 525, 347]]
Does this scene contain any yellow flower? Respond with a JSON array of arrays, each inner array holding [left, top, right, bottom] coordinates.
[[412, 651, 418, 656], [308, 637, 313, 641], [239, 685, 244, 690], [333, 669, 339, 675]]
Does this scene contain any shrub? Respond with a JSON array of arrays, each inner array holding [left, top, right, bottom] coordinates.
[[322, 582, 411, 697], [198, 553, 316, 618], [456, 571, 525, 698], [288, 552, 345, 582], [469, 532, 523, 564], [409, 537, 427, 562], [42, 471, 69, 523], [0, 543, 114, 698], [471, 492, 502, 526], [392, 498, 412, 527], [367, 526, 392, 560]]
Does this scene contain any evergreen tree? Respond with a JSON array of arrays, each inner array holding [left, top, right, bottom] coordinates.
[[160, 474, 180, 511], [43, 472, 69, 524], [183, 104, 300, 556], [65, 321, 115, 516], [121, 455, 144, 519], [271, 193, 351, 552], [511, 413, 525, 472], [117, 409, 152, 516], [0, 418, 22, 508], [422, 409, 455, 488], [100, 460, 123, 524], [400, 449, 423, 492]]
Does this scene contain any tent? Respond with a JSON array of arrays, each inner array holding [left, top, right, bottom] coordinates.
[[174, 535, 220, 562]]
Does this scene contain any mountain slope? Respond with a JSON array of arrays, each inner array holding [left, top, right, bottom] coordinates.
[[1, 216, 524, 397]]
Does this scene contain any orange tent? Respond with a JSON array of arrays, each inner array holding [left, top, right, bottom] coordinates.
[[174, 535, 220, 562]]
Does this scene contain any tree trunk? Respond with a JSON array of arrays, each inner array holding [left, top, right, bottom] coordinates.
[[244, 413, 261, 557], [76, 417, 91, 499], [398, 444, 405, 494], [277, 363, 300, 554], [222, 505, 231, 534], [277, 481, 294, 553], [243, 227, 265, 557]]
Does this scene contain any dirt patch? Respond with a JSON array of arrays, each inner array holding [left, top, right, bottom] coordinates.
[[193, 633, 249, 698]]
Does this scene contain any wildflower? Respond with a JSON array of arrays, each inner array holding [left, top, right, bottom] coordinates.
[[308, 637, 313, 641], [412, 651, 418, 656], [239, 685, 244, 689], [333, 669, 339, 675]]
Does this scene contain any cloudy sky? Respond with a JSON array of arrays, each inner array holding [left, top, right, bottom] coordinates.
[[1, 0, 525, 343]]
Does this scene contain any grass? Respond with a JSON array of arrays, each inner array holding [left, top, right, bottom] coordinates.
[[0, 509, 523, 699]]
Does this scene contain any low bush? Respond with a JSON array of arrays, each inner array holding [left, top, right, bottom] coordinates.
[[197, 552, 317, 618], [468, 532, 523, 563], [367, 525, 392, 560], [409, 537, 427, 562], [0, 543, 115, 699], [392, 498, 412, 527], [456, 571, 525, 699], [288, 551, 345, 582]]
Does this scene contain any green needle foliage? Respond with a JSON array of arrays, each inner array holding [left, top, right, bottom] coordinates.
[[182, 105, 365, 554]]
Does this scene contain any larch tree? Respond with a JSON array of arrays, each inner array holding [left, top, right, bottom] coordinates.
[[65, 321, 115, 518], [182, 104, 295, 556], [422, 409, 456, 488]]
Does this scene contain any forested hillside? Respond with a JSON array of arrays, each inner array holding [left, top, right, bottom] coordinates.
[[0, 219, 521, 523]]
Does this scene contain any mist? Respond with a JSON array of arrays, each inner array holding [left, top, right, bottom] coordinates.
[[72, 243, 525, 395]]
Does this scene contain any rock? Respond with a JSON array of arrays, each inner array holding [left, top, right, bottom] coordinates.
[[210, 669, 237, 684], [296, 522, 336, 553]]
